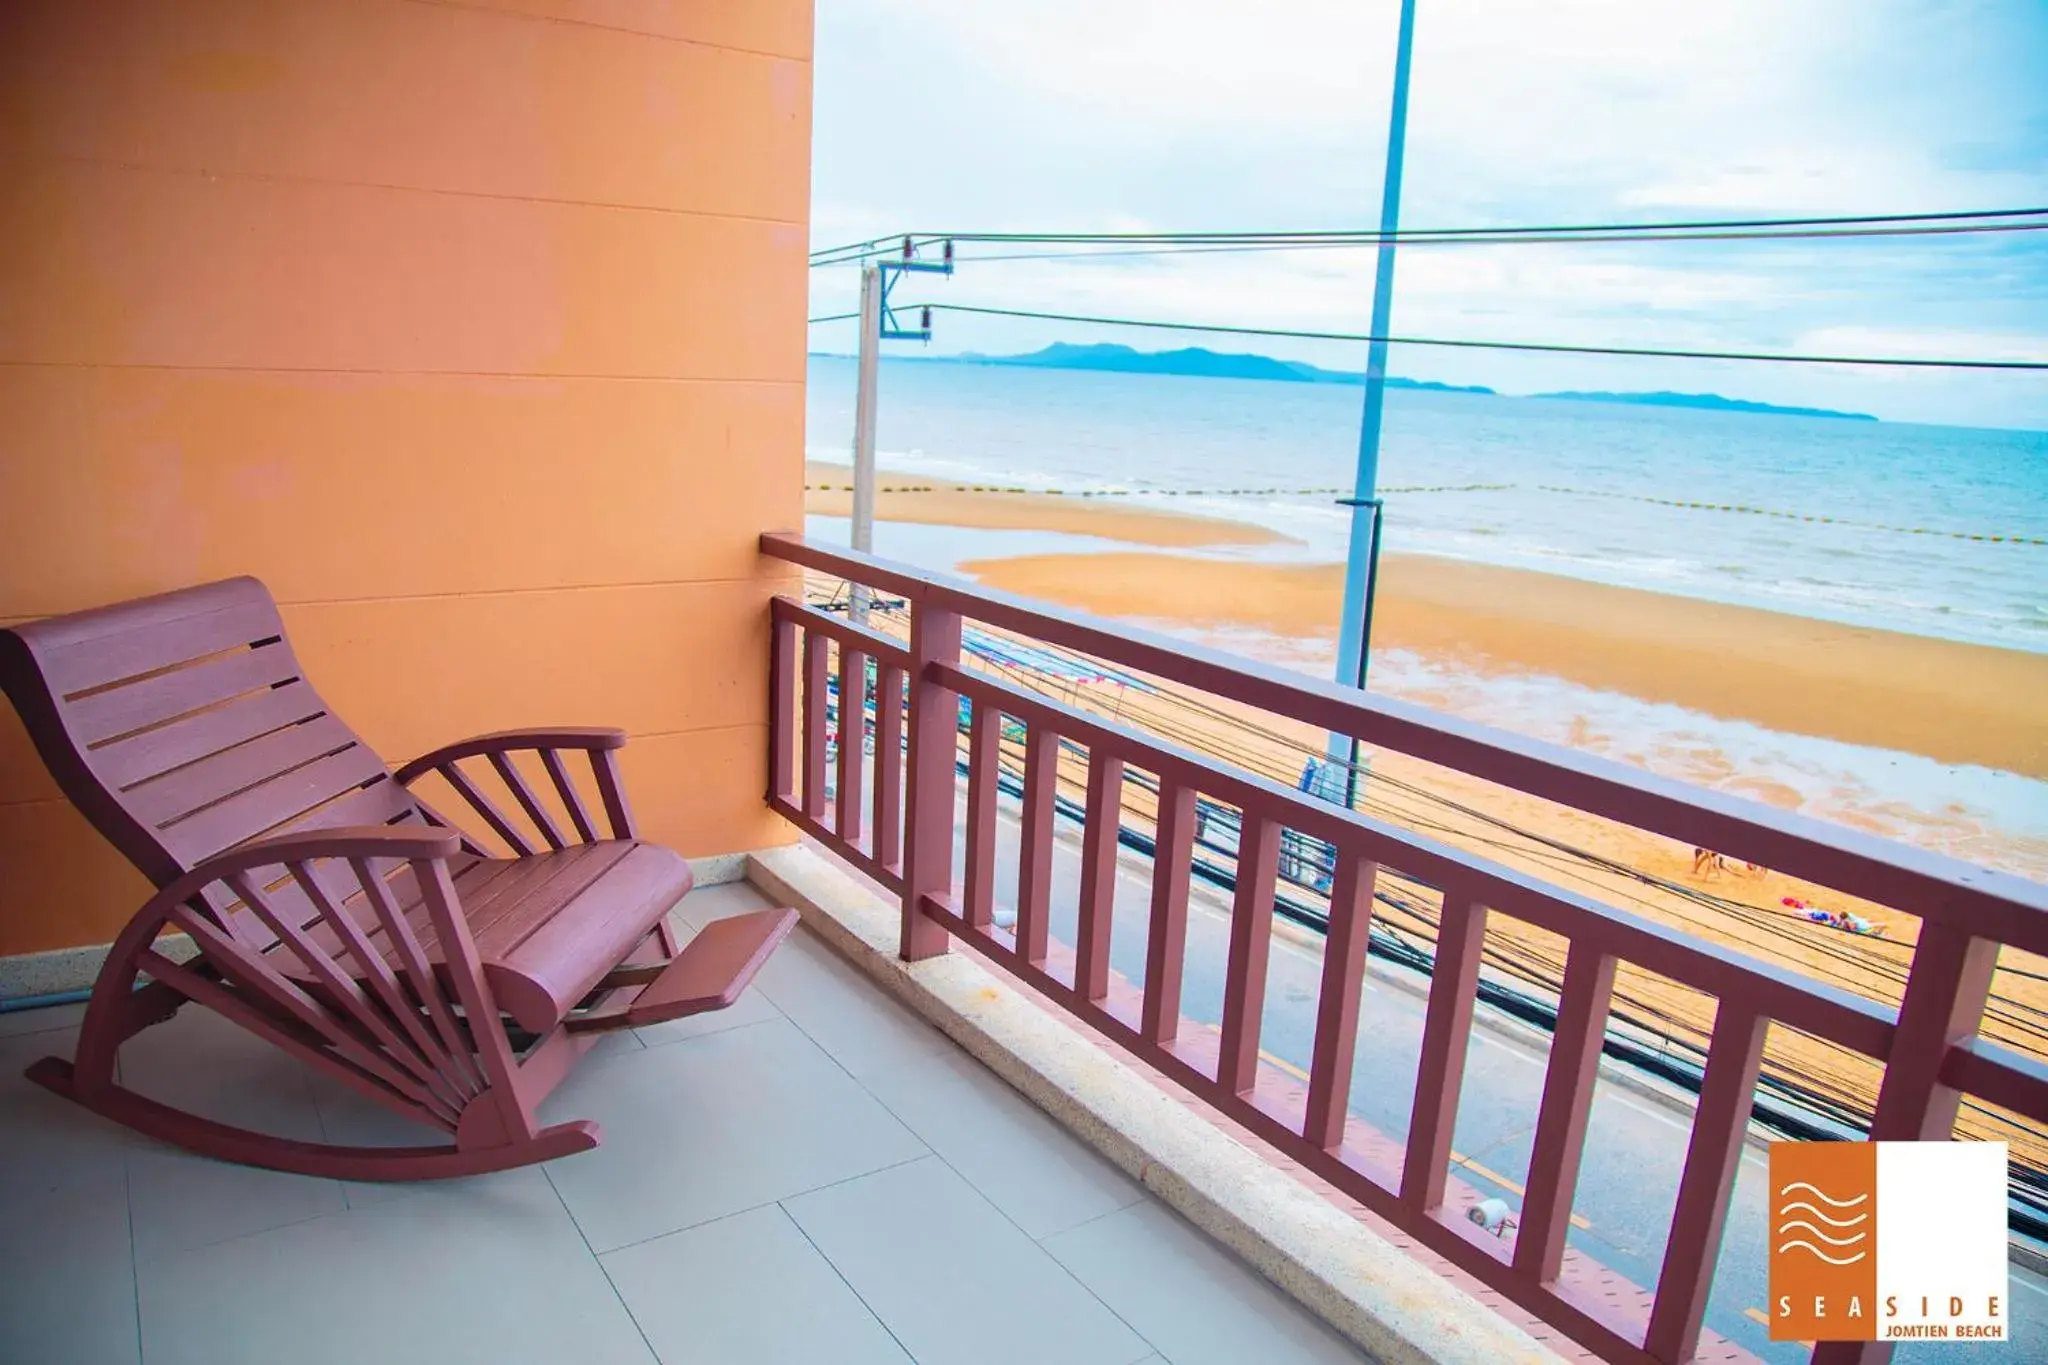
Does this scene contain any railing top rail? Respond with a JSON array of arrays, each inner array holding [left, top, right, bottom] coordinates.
[[760, 532, 2048, 952]]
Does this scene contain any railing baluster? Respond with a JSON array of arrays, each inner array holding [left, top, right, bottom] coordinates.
[[963, 702, 1000, 931], [900, 601, 960, 961], [1809, 925, 2003, 1365], [1142, 780, 1196, 1045], [1075, 750, 1125, 1002], [802, 631, 829, 820], [1402, 895, 1488, 1209], [836, 648, 868, 845], [1645, 1006, 1768, 1363], [1217, 814, 1281, 1095], [768, 611, 797, 805], [1515, 944, 1617, 1281], [1305, 852, 1377, 1149], [874, 663, 906, 872], [1015, 726, 1059, 968]]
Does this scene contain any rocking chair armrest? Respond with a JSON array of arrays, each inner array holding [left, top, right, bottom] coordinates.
[[391, 728, 627, 784], [180, 825, 465, 887]]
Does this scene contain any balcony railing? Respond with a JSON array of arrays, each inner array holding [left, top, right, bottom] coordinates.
[[758, 531, 2048, 1365]]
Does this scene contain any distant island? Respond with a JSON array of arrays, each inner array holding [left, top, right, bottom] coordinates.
[[1532, 390, 1878, 421], [960, 342, 1495, 393], [811, 344, 1879, 420]]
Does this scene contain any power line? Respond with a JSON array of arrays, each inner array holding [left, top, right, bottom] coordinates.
[[810, 207, 2048, 264], [828, 301, 2048, 371], [936, 222, 2048, 264]]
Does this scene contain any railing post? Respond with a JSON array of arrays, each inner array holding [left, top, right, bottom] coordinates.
[[1811, 925, 2001, 1365], [899, 598, 961, 961], [768, 611, 796, 805]]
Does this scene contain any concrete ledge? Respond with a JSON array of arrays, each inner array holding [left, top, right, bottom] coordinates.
[[746, 843, 1566, 1365], [0, 850, 751, 1005]]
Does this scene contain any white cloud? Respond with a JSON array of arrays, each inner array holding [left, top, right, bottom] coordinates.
[[811, 0, 2048, 427]]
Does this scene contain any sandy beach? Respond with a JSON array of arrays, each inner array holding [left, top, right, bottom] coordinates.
[[960, 550, 2048, 780]]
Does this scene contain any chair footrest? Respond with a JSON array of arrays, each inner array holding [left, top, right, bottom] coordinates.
[[567, 908, 797, 1034]]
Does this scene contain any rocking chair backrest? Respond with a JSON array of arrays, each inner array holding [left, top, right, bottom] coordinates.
[[0, 577, 420, 893]]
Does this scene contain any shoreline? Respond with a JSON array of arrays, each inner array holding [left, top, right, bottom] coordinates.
[[805, 461, 1286, 549], [960, 550, 2048, 780]]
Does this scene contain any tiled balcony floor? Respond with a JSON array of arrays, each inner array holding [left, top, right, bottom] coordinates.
[[1, 881, 1368, 1365]]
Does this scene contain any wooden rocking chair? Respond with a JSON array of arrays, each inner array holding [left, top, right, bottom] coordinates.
[[1, 576, 796, 1180]]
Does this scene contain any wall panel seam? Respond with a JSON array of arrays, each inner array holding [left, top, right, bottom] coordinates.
[[21, 152, 809, 229], [401, 0, 813, 62], [0, 362, 806, 385]]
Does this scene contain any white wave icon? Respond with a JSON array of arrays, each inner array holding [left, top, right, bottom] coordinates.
[[1775, 1180, 1870, 1266]]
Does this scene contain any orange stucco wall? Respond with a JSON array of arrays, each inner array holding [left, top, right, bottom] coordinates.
[[0, 0, 812, 957]]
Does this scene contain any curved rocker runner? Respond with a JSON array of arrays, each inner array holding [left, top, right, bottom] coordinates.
[[1, 576, 796, 1181]]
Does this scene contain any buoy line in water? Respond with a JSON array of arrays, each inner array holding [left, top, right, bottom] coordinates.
[[805, 479, 2048, 545]]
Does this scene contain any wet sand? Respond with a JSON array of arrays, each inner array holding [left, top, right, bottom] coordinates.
[[805, 461, 1285, 549], [960, 551, 2048, 781]]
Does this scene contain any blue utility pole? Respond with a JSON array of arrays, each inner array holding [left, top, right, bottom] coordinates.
[[1328, 0, 1417, 809]]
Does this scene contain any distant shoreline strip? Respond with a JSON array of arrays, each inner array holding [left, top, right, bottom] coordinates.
[[807, 480, 2048, 546]]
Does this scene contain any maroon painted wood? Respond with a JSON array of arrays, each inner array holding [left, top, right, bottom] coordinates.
[[1867, 923, 1999, 1141], [1217, 815, 1280, 1095], [1515, 946, 1618, 1281], [875, 663, 906, 873], [769, 613, 798, 805], [756, 538, 2048, 1365], [4, 578, 793, 1182], [837, 648, 869, 844], [1142, 780, 1196, 1046], [963, 701, 1001, 930], [803, 631, 830, 820], [899, 603, 961, 960], [1305, 853, 1376, 1149], [1016, 726, 1059, 969], [1075, 751, 1124, 1002], [568, 908, 798, 1031], [1647, 1008, 1769, 1363]]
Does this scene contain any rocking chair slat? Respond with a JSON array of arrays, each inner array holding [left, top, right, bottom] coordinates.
[[285, 861, 471, 1112], [92, 680, 330, 791], [349, 857, 487, 1098], [168, 901, 463, 1125], [437, 761, 538, 858], [67, 642, 301, 748], [539, 748, 600, 843], [488, 751, 568, 851], [138, 949, 457, 1132], [30, 585, 283, 695]]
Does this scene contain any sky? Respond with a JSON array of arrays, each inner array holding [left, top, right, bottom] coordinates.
[[806, 0, 2048, 429]]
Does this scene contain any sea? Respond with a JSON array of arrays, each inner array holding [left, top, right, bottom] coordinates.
[[804, 354, 2048, 881]]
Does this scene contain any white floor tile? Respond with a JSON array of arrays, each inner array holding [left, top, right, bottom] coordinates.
[[750, 929, 956, 1081], [0, 1028, 132, 1197], [862, 1045, 1143, 1240], [0, 1175, 140, 1365], [543, 1017, 928, 1252], [785, 1156, 1153, 1365], [116, 1010, 348, 1259], [0, 999, 88, 1038], [602, 1203, 910, 1365], [1043, 1201, 1368, 1365], [137, 1166, 654, 1365]]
